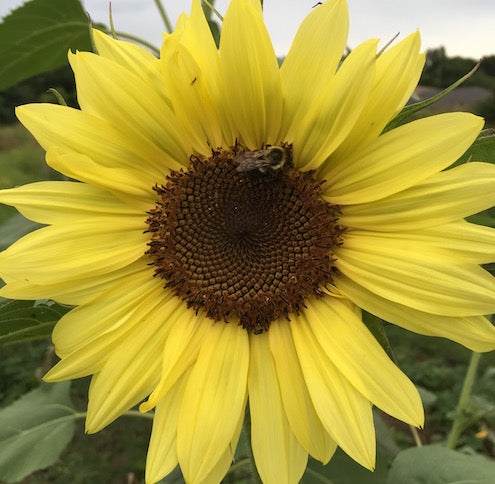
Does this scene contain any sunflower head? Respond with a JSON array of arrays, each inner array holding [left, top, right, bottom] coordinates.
[[0, 0, 494, 483]]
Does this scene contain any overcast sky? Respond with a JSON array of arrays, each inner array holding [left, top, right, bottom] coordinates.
[[1, 0, 494, 59]]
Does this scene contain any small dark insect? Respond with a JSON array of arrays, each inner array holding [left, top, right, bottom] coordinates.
[[234, 145, 293, 174], [190, 77, 197, 85]]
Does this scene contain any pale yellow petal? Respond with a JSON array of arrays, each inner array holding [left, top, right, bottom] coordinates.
[[331, 31, 424, 161], [177, 322, 249, 482], [160, 39, 221, 153], [50, 264, 160, 357], [348, 222, 495, 264], [44, 283, 175, 381], [268, 320, 336, 463], [220, 0, 283, 148], [197, 396, 246, 484], [92, 29, 167, 103], [292, 39, 378, 170], [0, 258, 146, 306], [341, 162, 495, 231], [280, 0, 349, 137], [0, 181, 141, 224], [291, 315, 376, 469], [249, 332, 308, 484], [322, 113, 483, 204], [140, 312, 212, 413], [0, 217, 148, 285], [85, 293, 181, 433], [45, 149, 155, 211], [337, 275, 495, 353], [69, 51, 191, 164], [336, 234, 495, 317], [145, 370, 190, 484], [160, 0, 232, 148], [16, 103, 184, 174], [305, 297, 424, 426]]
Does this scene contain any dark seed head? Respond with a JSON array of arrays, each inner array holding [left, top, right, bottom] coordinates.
[[145, 147, 343, 333]]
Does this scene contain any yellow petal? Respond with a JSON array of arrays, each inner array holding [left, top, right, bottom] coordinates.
[[92, 29, 167, 102], [160, 39, 222, 153], [0, 181, 141, 224], [50, 264, 160, 357], [348, 222, 495, 264], [0, 258, 146, 306], [305, 297, 424, 426], [0, 217, 148, 285], [44, 284, 175, 382], [145, 370, 190, 484], [16, 103, 184, 174], [197, 396, 246, 484], [336, 234, 495, 317], [69, 51, 191, 164], [85, 294, 181, 433], [249, 332, 308, 484], [140, 312, 212, 413], [160, 0, 232, 148], [268, 320, 336, 463], [45, 149, 155, 211], [341, 162, 495, 231], [280, 0, 349, 137], [177, 322, 249, 482], [322, 113, 483, 204], [331, 31, 425, 161], [291, 315, 376, 469], [220, 0, 283, 148], [337, 275, 495, 353], [293, 38, 378, 170]]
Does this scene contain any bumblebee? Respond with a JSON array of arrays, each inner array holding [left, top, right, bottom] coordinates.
[[234, 145, 292, 174]]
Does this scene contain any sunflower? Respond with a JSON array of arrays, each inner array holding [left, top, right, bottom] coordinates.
[[1, 0, 495, 482]]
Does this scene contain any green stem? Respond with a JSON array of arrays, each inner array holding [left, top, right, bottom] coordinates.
[[107, 30, 161, 56], [71, 410, 154, 421], [243, 409, 262, 484], [202, 0, 224, 21], [123, 409, 155, 420], [109, 2, 116, 39], [409, 425, 422, 447], [153, 0, 174, 33], [446, 351, 481, 449]]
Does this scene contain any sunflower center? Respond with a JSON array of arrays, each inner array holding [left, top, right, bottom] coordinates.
[[146, 147, 343, 333]]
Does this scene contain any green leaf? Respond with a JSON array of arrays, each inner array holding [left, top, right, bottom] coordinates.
[[207, 19, 221, 48], [387, 445, 495, 484], [384, 62, 481, 132], [0, 0, 92, 91], [0, 382, 76, 482], [0, 214, 42, 251], [454, 134, 495, 167], [302, 412, 399, 483], [362, 311, 397, 363], [303, 449, 389, 484], [0, 298, 71, 346]]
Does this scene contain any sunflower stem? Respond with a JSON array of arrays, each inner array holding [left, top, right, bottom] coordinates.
[[123, 409, 155, 420], [446, 351, 481, 449], [153, 0, 174, 33], [103, 30, 160, 56], [202, 0, 224, 21], [108, 2, 117, 39], [243, 409, 262, 483], [409, 425, 422, 447]]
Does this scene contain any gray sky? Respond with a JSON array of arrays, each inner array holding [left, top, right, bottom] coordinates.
[[1, 0, 494, 59]]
